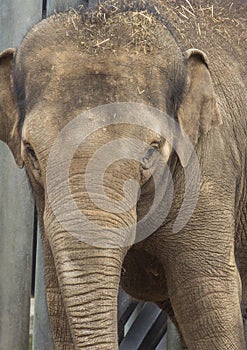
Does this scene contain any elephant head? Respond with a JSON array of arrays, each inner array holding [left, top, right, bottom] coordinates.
[[0, 3, 222, 348]]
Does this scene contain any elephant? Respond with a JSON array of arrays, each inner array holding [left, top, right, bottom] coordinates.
[[0, 0, 246, 349]]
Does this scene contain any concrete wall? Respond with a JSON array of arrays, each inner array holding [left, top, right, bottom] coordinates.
[[0, 1, 42, 349]]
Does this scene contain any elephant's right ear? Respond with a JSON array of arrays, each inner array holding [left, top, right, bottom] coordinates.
[[0, 48, 23, 168]]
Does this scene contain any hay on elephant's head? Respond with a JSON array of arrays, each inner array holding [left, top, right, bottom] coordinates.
[[56, 0, 246, 56], [63, 1, 167, 55]]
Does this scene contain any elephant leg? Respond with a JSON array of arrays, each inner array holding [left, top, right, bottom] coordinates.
[[164, 233, 245, 349], [168, 260, 244, 349], [41, 232, 74, 349], [235, 216, 247, 345], [160, 188, 247, 349], [237, 254, 247, 346]]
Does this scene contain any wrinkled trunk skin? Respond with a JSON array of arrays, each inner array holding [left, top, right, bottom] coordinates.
[[44, 210, 125, 349], [34, 194, 74, 349], [42, 232, 74, 349], [41, 159, 136, 349]]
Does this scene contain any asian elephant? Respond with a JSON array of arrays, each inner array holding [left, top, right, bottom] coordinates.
[[0, 0, 246, 349]]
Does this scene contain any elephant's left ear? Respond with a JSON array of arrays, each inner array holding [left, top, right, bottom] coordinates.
[[177, 49, 222, 166], [0, 48, 23, 168]]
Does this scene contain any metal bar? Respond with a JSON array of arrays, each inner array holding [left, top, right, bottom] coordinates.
[[118, 289, 139, 344], [167, 318, 182, 350], [155, 333, 167, 350], [119, 303, 162, 350], [139, 310, 167, 349]]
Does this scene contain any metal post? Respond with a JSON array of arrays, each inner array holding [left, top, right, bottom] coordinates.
[[167, 318, 183, 350], [0, 1, 41, 349], [0, 146, 34, 350]]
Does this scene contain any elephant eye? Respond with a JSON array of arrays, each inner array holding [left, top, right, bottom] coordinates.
[[26, 144, 37, 159], [24, 143, 41, 175], [141, 142, 160, 170]]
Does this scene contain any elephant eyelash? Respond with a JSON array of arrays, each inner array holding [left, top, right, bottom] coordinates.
[[23, 142, 41, 175], [150, 141, 160, 149], [26, 144, 37, 159]]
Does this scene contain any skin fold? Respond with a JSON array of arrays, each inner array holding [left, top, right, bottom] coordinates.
[[0, 0, 246, 349]]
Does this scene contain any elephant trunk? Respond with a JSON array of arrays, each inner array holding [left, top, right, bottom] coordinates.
[[44, 214, 127, 348], [44, 163, 139, 348]]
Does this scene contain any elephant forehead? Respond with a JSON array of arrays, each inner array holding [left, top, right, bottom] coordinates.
[[14, 6, 186, 151], [14, 5, 184, 114], [23, 106, 162, 145], [18, 52, 171, 131], [26, 49, 167, 87]]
